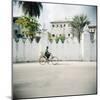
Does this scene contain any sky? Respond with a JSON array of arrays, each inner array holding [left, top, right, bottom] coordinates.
[[13, 2, 97, 31]]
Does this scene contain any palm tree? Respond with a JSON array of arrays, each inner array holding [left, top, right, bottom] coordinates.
[[13, 0, 43, 17], [13, 1, 43, 62], [68, 14, 90, 43]]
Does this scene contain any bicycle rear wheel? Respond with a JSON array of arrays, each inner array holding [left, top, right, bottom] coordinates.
[[39, 57, 46, 65], [51, 56, 58, 65]]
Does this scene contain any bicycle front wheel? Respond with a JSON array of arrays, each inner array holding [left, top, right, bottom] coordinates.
[[51, 56, 58, 65], [39, 57, 46, 65]]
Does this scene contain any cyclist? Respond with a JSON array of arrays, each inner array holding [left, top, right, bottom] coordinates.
[[45, 46, 51, 60]]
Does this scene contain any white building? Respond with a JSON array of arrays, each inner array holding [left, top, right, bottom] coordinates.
[[50, 20, 72, 38]]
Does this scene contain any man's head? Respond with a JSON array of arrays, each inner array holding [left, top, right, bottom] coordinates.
[[46, 46, 48, 49]]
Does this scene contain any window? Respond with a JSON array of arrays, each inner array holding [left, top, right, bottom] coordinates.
[[57, 25, 58, 27], [89, 29, 92, 32], [52, 34, 55, 37], [52, 24, 55, 27], [68, 34, 70, 37], [92, 28, 95, 33], [89, 28, 95, 33], [64, 24, 66, 27], [59, 34, 62, 36], [60, 24, 62, 28]]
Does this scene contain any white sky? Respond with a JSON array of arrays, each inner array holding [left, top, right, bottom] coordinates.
[[13, 2, 97, 31]]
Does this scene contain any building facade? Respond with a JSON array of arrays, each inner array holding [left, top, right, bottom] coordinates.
[[50, 20, 72, 38]]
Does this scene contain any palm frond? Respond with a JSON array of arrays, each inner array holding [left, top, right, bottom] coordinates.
[[68, 14, 90, 43], [18, 1, 43, 17]]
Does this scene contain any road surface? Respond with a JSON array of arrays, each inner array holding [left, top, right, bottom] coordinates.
[[13, 61, 97, 99]]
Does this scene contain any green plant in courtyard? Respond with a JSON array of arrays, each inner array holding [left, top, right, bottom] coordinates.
[[55, 35, 60, 43], [48, 33, 53, 43], [59, 34, 66, 43]]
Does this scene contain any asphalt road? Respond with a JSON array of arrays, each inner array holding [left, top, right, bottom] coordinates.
[[13, 61, 97, 99]]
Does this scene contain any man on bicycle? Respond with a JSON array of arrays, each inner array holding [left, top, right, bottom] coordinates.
[[45, 46, 51, 60]]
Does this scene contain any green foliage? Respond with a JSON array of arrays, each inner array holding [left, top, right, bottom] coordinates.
[[15, 16, 40, 42], [68, 14, 90, 43], [14, 1, 43, 17], [55, 35, 60, 43], [48, 33, 66, 44], [59, 34, 66, 43], [48, 33, 53, 43]]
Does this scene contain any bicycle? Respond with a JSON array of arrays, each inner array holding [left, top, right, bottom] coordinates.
[[39, 53, 58, 65]]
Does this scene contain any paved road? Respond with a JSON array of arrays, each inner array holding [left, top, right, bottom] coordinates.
[[13, 61, 97, 99]]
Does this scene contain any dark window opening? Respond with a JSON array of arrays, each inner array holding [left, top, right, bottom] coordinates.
[[52, 34, 55, 37], [59, 34, 62, 36], [68, 34, 70, 37], [52, 25, 55, 27]]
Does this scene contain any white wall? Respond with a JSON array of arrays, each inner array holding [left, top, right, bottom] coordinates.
[[13, 31, 96, 63]]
